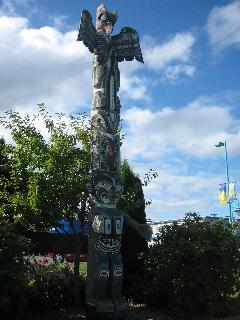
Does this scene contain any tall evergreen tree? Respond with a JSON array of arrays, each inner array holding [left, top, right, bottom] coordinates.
[[119, 159, 146, 223], [119, 160, 149, 294], [0, 137, 14, 222], [0, 137, 9, 177]]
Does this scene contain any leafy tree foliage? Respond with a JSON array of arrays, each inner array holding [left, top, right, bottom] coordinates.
[[119, 160, 152, 296], [1, 137, 31, 319], [0, 137, 9, 176], [0, 105, 91, 231], [140, 212, 240, 319], [0, 219, 30, 320], [0, 137, 14, 222], [1, 107, 157, 308], [0, 105, 91, 304], [119, 159, 146, 223]]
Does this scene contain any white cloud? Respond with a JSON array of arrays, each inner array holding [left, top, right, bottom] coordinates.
[[1, 9, 239, 222], [120, 73, 148, 101], [51, 15, 69, 31], [0, 14, 150, 115], [121, 96, 240, 220], [0, 15, 92, 114], [0, 108, 90, 148], [143, 32, 196, 79], [121, 97, 240, 161], [207, 0, 240, 52], [0, 0, 18, 16], [127, 159, 223, 220], [147, 196, 213, 220], [0, 10, 198, 118], [118, 56, 148, 101], [0, 0, 39, 18], [165, 64, 195, 80]]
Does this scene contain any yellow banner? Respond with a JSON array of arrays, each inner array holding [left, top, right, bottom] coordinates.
[[219, 183, 227, 204], [229, 182, 237, 200]]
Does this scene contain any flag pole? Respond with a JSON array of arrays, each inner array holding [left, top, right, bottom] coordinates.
[[224, 141, 232, 223]]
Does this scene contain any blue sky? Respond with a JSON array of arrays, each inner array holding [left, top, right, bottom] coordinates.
[[0, 0, 240, 221]]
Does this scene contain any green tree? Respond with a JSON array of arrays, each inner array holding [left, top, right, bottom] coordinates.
[[1, 106, 91, 229], [1, 137, 31, 319], [0, 137, 9, 175], [119, 160, 156, 296], [119, 159, 146, 223], [0, 219, 30, 320], [141, 212, 240, 319], [0, 104, 91, 303], [0, 137, 14, 222]]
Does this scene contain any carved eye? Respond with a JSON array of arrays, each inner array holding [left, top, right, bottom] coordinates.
[[115, 185, 122, 192], [101, 14, 107, 22], [86, 182, 92, 192], [103, 183, 110, 189]]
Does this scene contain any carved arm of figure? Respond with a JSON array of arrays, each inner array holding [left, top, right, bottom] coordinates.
[[123, 212, 152, 241], [88, 193, 152, 241]]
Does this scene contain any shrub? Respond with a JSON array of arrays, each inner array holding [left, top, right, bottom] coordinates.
[[122, 224, 149, 302], [140, 213, 240, 319], [119, 160, 150, 299], [25, 259, 86, 310], [0, 220, 30, 320]]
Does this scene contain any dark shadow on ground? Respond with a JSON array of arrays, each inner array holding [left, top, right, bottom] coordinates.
[[22, 304, 240, 320]]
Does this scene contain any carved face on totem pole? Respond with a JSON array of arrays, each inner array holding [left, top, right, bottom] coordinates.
[[86, 175, 122, 205], [96, 4, 117, 35], [102, 21, 113, 35], [100, 15, 113, 35]]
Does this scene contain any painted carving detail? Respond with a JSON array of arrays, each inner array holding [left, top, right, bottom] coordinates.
[[96, 234, 121, 254]]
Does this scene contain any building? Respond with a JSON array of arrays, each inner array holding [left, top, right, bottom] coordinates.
[[147, 216, 240, 245]]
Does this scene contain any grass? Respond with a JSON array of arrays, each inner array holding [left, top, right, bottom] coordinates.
[[23, 303, 240, 320], [80, 262, 87, 276]]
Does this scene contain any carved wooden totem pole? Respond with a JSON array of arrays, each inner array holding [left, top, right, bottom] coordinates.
[[77, 4, 151, 320]]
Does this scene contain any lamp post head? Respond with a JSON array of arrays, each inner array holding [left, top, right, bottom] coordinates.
[[215, 142, 225, 147]]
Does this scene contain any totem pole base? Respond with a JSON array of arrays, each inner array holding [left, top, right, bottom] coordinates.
[[86, 303, 128, 320]]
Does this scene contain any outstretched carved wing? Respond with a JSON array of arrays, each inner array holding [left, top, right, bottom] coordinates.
[[112, 27, 144, 63], [77, 9, 97, 53]]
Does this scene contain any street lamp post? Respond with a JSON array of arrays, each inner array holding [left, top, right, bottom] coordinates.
[[215, 141, 233, 223], [210, 213, 218, 218]]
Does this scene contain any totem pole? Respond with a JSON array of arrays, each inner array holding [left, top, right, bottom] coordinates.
[[77, 4, 152, 319]]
